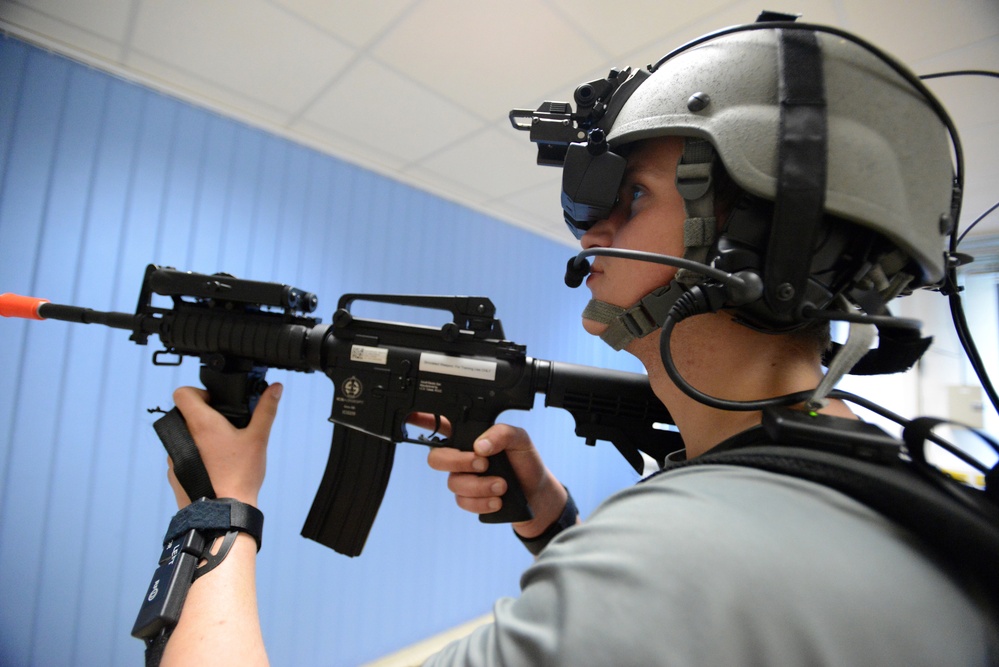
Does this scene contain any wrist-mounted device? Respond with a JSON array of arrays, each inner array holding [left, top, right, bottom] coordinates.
[[131, 498, 264, 660], [516, 487, 579, 556]]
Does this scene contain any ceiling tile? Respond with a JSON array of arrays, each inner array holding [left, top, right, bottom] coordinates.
[[639, 0, 841, 56], [295, 117, 410, 172], [298, 56, 484, 164], [2, 0, 996, 243], [122, 50, 294, 126], [0, 0, 133, 41], [371, 0, 608, 122], [128, 0, 356, 114], [923, 42, 999, 134], [270, 0, 417, 47], [542, 0, 845, 98], [416, 124, 552, 201], [493, 181, 569, 243], [917, 34, 999, 73], [0, 0, 131, 61], [546, 0, 747, 55], [916, 37, 999, 239], [840, 0, 999, 64]]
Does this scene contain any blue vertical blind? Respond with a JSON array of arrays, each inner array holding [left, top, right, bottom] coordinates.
[[0, 36, 646, 666]]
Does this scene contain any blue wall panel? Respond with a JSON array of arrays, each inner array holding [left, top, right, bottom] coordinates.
[[0, 35, 647, 666]]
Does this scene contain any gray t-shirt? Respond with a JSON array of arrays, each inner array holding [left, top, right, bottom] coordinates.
[[426, 465, 997, 666]]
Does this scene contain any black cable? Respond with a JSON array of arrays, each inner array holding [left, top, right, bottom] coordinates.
[[957, 199, 999, 246], [801, 306, 922, 331], [920, 70, 999, 81], [658, 290, 816, 411], [657, 267, 999, 430], [639, 230, 997, 472], [574, 248, 747, 288], [919, 68, 999, 418], [660, 303, 994, 470], [945, 175, 999, 417], [834, 390, 997, 472], [657, 288, 990, 469], [658, 286, 930, 412], [947, 273, 999, 417]]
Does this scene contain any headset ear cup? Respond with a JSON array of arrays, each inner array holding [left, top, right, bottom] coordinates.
[[709, 195, 821, 332], [713, 194, 883, 332], [709, 194, 769, 314]]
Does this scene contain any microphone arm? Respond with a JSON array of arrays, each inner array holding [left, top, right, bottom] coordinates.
[[565, 248, 763, 306]]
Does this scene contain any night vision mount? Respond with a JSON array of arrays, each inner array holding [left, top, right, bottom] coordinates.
[[509, 68, 650, 231], [508, 66, 647, 166]]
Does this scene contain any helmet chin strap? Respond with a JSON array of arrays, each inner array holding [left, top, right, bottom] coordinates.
[[582, 282, 687, 351], [673, 138, 718, 287]]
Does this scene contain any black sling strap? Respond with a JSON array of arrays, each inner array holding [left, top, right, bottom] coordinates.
[[153, 407, 216, 501]]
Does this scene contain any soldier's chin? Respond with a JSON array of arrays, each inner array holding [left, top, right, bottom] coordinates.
[[581, 316, 608, 337]]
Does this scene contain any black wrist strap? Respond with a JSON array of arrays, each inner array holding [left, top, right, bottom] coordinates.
[[165, 497, 264, 551], [515, 487, 578, 556], [132, 498, 265, 667]]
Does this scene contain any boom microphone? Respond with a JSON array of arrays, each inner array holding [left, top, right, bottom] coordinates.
[[565, 247, 763, 302], [564, 256, 591, 288]]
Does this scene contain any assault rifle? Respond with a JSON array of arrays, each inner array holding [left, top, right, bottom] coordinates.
[[1, 265, 682, 556]]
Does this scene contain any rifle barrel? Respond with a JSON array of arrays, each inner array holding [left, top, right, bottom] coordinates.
[[37, 302, 141, 331]]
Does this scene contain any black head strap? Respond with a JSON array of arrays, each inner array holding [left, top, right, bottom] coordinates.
[[765, 29, 828, 317]]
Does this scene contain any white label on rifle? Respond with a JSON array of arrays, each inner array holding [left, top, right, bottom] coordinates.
[[419, 353, 496, 381], [350, 345, 388, 365]]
